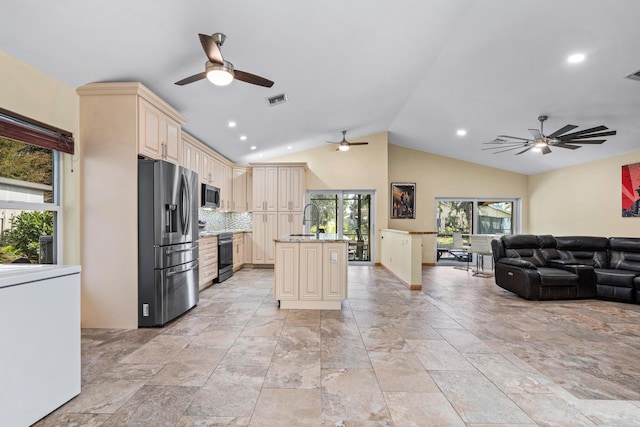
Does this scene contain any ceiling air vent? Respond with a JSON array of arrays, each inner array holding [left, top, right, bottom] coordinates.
[[267, 93, 288, 106], [625, 68, 640, 82]]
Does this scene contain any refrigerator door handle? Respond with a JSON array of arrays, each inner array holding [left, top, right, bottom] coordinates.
[[165, 247, 196, 255], [179, 174, 190, 233], [166, 261, 199, 277]]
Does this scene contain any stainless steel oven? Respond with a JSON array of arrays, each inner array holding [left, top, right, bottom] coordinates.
[[216, 232, 233, 282]]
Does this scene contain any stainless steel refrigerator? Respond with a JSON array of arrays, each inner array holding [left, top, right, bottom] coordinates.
[[138, 159, 199, 327]]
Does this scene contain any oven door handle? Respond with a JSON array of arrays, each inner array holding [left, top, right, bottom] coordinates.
[[166, 261, 198, 277]]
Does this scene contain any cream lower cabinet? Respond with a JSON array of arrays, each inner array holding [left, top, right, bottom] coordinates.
[[274, 240, 347, 309], [243, 232, 253, 265], [233, 233, 244, 271], [199, 236, 218, 290]]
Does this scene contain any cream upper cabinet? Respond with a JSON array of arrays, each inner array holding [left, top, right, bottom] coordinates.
[[278, 166, 306, 211], [252, 166, 279, 212], [138, 97, 181, 163], [201, 154, 214, 184], [232, 167, 248, 212]]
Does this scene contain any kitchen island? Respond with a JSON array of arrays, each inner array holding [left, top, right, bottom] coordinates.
[[274, 235, 348, 309], [0, 264, 81, 427]]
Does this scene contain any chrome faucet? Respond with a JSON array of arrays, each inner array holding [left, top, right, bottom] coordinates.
[[302, 203, 321, 239]]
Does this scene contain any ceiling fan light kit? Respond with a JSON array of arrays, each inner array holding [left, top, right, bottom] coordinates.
[[484, 114, 616, 156], [206, 61, 234, 86]]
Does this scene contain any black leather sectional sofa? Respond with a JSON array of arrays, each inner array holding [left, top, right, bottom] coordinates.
[[491, 234, 640, 302]]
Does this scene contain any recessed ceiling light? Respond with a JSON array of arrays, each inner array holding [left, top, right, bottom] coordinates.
[[287, 146, 292, 150], [228, 121, 236, 128], [250, 146, 257, 150], [456, 129, 467, 136], [240, 135, 247, 141], [567, 53, 585, 64]]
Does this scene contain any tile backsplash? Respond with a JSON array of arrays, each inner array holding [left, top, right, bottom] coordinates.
[[199, 209, 252, 232]]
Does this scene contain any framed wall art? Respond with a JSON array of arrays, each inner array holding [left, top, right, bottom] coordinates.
[[391, 182, 415, 219], [622, 162, 640, 217]]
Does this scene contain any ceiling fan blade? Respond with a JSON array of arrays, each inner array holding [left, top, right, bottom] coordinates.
[[497, 135, 531, 141], [516, 146, 534, 155], [546, 124, 578, 138], [492, 145, 530, 154], [349, 142, 369, 146], [558, 126, 607, 140], [175, 72, 207, 86], [561, 130, 617, 140], [198, 33, 224, 64], [562, 139, 607, 144], [541, 146, 552, 155], [554, 143, 581, 150], [529, 129, 543, 140], [234, 70, 274, 88]]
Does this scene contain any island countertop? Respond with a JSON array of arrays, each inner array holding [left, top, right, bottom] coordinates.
[[381, 229, 438, 235], [0, 264, 81, 289], [274, 233, 348, 243]]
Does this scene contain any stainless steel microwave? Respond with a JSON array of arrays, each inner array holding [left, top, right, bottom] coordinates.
[[201, 183, 220, 208]]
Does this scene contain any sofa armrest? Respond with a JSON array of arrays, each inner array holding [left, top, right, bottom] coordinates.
[[498, 258, 537, 269]]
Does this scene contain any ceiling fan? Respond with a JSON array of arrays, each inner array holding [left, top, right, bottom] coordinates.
[[327, 130, 369, 151], [175, 33, 274, 88], [483, 115, 616, 155]]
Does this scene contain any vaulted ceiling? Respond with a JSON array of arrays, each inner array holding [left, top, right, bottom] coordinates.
[[3, 0, 640, 174]]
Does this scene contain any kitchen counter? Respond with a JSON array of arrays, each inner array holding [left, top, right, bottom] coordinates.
[[0, 264, 81, 288], [275, 233, 346, 243], [0, 263, 81, 426], [200, 229, 252, 237]]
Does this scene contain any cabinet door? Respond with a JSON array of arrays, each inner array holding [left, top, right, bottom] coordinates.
[[252, 212, 277, 264], [323, 243, 347, 300], [243, 232, 252, 264], [278, 211, 303, 237], [233, 234, 243, 269], [299, 242, 322, 300], [232, 168, 247, 212], [181, 140, 194, 170], [289, 167, 306, 211], [138, 98, 162, 159], [252, 167, 278, 211], [278, 167, 291, 210], [275, 242, 299, 301], [164, 117, 181, 164]]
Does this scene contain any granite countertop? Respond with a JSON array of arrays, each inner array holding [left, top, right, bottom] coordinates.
[[200, 229, 252, 237], [0, 264, 81, 289], [275, 234, 349, 243], [382, 229, 438, 235]]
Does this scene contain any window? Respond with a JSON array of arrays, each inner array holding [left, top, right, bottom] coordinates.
[[0, 135, 61, 264], [435, 198, 519, 264]]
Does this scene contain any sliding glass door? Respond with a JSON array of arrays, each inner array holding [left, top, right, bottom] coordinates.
[[435, 198, 518, 265], [307, 190, 375, 264]]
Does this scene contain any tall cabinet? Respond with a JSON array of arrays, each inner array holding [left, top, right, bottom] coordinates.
[[251, 163, 306, 265], [77, 82, 187, 328]]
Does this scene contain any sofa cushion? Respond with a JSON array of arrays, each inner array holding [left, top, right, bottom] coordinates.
[[609, 237, 640, 272], [500, 234, 546, 267], [537, 267, 579, 287], [555, 236, 609, 268], [595, 268, 637, 288]]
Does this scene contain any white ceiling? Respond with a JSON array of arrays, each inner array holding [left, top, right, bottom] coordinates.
[[3, 0, 640, 174]]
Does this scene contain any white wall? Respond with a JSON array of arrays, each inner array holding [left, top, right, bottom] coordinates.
[[529, 150, 640, 237], [0, 51, 80, 265]]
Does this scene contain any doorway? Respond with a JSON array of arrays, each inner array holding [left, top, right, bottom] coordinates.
[[307, 190, 375, 264]]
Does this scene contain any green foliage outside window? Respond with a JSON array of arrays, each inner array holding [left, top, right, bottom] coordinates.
[[1, 211, 53, 262]]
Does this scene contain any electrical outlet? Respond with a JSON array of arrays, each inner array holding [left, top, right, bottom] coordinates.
[[142, 303, 149, 317], [331, 252, 338, 263]]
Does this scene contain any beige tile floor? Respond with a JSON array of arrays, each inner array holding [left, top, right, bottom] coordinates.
[[35, 266, 640, 426]]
